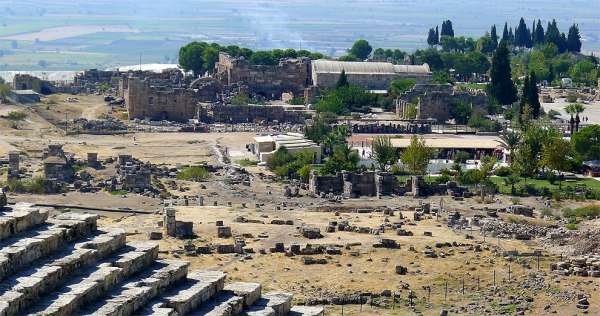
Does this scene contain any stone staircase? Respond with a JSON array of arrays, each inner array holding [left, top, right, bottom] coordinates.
[[0, 203, 324, 316]]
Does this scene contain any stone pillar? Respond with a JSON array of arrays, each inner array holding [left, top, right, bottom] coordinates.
[[411, 176, 420, 197], [308, 170, 318, 195], [375, 172, 383, 198], [197, 195, 204, 206], [87, 152, 98, 167], [8, 151, 20, 179], [0, 189, 6, 207], [163, 207, 176, 237]]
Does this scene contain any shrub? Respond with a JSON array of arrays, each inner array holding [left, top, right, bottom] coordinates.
[[566, 93, 579, 103], [433, 174, 451, 185], [237, 159, 259, 167], [494, 166, 511, 177], [176, 166, 210, 181], [7, 177, 48, 194], [562, 205, 600, 219], [565, 223, 578, 230]]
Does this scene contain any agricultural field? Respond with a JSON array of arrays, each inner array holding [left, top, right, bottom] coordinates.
[[0, 0, 598, 70]]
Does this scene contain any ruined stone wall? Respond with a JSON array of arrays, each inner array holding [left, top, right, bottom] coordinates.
[[215, 53, 311, 98], [309, 171, 343, 195], [396, 84, 488, 122], [201, 104, 306, 124], [309, 171, 467, 198], [12, 74, 56, 94], [124, 77, 221, 122]]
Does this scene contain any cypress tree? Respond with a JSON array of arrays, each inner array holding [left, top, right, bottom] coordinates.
[[502, 23, 510, 42], [528, 72, 541, 118], [545, 19, 562, 49], [509, 27, 515, 45], [441, 20, 454, 37], [567, 24, 582, 53], [515, 18, 528, 47], [490, 25, 498, 50], [336, 69, 349, 89], [435, 26, 439, 43], [427, 28, 437, 46], [490, 41, 518, 105], [559, 33, 568, 53], [533, 20, 545, 45], [519, 75, 530, 118]]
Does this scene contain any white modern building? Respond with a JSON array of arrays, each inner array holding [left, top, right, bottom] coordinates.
[[253, 133, 322, 164]]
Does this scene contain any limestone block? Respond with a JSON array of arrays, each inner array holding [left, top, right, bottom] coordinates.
[[217, 226, 232, 238], [224, 282, 261, 307], [254, 292, 293, 316], [290, 305, 325, 316]]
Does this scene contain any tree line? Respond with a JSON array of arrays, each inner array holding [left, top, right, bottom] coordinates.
[[179, 41, 324, 77], [428, 18, 581, 53]]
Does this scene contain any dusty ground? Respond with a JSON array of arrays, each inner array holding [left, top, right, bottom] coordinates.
[[2, 95, 600, 315]]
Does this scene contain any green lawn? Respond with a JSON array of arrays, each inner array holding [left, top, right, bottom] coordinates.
[[490, 176, 600, 195]]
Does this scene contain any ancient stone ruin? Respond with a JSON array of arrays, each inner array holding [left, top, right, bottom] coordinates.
[[395, 84, 488, 122], [215, 53, 311, 99], [0, 202, 323, 315], [308, 170, 469, 198], [43, 144, 74, 183]]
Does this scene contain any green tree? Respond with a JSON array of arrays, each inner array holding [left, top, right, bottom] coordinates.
[[499, 130, 521, 166], [202, 46, 220, 71], [427, 28, 438, 46], [6, 111, 27, 129], [571, 125, 600, 161], [541, 136, 572, 187], [315, 85, 376, 115], [490, 25, 499, 50], [567, 24, 582, 53], [489, 41, 518, 105], [533, 20, 545, 45], [179, 42, 207, 77], [525, 71, 541, 118], [304, 113, 336, 143], [249, 51, 277, 65], [449, 101, 472, 124], [336, 70, 349, 89], [0, 83, 11, 100], [441, 20, 454, 37], [372, 136, 398, 170], [322, 144, 360, 175], [389, 78, 416, 97], [569, 59, 598, 86], [349, 39, 373, 60], [400, 135, 433, 175]]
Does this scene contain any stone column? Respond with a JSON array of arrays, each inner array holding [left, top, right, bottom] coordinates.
[[87, 152, 98, 167], [411, 176, 420, 197], [197, 195, 204, 206], [8, 151, 19, 179], [163, 207, 176, 237]]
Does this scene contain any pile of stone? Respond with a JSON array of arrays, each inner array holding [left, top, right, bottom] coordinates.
[[481, 219, 550, 240], [72, 117, 128, 134], [0, 202, 323, 316], [551, 255, 600, 277], [337, 220, 385, 235], [112, 154, 163, 195], [373, 239, 400, 249]]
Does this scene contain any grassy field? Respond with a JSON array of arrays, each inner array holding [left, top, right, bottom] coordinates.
[[490, 176, 600, 195]]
